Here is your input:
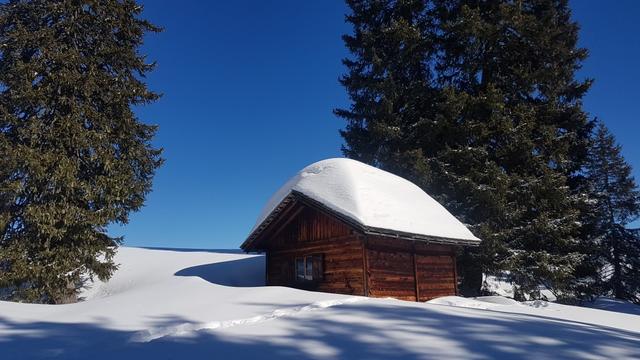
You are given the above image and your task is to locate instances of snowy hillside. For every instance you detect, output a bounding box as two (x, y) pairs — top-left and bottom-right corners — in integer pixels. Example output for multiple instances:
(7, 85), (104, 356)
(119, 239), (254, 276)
(1, 247), (639, 359)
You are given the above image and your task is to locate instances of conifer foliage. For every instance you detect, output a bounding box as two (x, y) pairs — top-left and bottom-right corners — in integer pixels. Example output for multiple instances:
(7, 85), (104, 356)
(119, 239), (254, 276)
(336, 0), (435, 184)
(0, 0), (162, 303)
(431, 0), (593, 300)
(337, 0), (593, 300)
(583, 123), (640, 303)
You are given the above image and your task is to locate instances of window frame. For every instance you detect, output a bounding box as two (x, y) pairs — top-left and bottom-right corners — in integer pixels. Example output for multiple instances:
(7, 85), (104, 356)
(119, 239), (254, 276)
(294, 254), (323, 282)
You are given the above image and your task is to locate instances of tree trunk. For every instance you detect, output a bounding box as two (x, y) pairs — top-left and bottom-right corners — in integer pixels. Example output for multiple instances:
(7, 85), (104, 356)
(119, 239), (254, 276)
(612, 246), (624, 299)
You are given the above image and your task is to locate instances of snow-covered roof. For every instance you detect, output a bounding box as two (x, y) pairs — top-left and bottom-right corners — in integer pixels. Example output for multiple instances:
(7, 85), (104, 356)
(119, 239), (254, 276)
(245, 158), (480, 247)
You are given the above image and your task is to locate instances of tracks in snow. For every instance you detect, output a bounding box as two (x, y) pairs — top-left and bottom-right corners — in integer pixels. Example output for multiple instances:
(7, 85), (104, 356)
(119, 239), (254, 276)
(131, 296), (365, 342)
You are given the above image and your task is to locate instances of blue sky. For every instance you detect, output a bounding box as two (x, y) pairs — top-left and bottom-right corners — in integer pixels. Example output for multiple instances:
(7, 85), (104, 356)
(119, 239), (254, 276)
(112, 1), (640, 249)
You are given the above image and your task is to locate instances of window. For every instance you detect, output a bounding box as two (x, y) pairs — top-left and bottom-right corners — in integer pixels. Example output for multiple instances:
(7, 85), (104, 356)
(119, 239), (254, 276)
(295, 255), (323, 282)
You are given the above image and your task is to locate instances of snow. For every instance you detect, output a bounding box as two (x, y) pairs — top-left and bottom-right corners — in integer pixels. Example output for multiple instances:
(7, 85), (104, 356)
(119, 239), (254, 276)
(587, 297), (640, 316)
(251, 158), (480, 242)
(428, 296), (640, 334)
(2, 247), (640, 359)
(483, 273), (558, 301)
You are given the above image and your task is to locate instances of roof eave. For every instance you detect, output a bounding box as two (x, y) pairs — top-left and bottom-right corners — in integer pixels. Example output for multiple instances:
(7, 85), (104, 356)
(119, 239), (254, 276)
(360, 226), (481, 247)
(240, 194), (298, 251)
(241, 190), (482, 251)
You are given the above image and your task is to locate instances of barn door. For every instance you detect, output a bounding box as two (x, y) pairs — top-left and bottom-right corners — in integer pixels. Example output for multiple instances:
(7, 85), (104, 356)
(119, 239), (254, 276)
(366, 247), (416, 301)
(415, 254), (456, 302)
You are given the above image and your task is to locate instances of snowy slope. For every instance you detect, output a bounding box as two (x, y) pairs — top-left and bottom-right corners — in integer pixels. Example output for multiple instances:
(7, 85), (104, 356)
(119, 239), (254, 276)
(1, 247), (639, 359)
(250, 158), (479, 242)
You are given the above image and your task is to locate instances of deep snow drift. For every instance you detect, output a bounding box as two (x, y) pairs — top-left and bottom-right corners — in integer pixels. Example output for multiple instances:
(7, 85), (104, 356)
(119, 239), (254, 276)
(249, 158), (480, 242)
(1, 247), (639, 359)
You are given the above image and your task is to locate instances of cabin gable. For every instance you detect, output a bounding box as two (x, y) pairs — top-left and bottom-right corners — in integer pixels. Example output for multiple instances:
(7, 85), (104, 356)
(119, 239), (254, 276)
(265, 202), (354, 249)
(260, 200), (366, 296)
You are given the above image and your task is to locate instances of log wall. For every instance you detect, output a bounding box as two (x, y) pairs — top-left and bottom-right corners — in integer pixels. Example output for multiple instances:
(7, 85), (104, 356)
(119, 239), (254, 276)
(261, 202), (459, 301)
(415, 254), (456, 301)
(365, 236), (417, 301)
(265, 205), (366, 295)
(365, 235), (457, 301)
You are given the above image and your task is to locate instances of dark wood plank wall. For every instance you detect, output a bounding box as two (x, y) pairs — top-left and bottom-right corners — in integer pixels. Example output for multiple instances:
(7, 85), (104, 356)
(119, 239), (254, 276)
(365, 236), (417, 301)
(416, 255), (456, 301)
(365, 235), (457, 301)
(260, 201), (459, 301)
(414, 241), (457, 301)
(265, 205), (366, 295)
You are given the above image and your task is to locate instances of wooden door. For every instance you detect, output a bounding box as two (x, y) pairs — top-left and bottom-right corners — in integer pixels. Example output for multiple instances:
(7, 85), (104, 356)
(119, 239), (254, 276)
(415, 254), (456, 302)
(366, 247), (417, 301)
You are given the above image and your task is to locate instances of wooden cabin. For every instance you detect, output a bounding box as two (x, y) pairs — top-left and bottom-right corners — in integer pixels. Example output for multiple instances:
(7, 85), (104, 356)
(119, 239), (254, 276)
(241, 158), (480, 302)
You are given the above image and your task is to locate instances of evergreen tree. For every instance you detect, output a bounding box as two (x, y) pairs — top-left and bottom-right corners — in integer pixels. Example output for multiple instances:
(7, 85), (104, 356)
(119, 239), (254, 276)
(0, 0), (162, 303)
(583, 123), (640, 303)
(337, 0), (593, 300)
(336, 0), (436, 185)
(432, 0), (593, 300)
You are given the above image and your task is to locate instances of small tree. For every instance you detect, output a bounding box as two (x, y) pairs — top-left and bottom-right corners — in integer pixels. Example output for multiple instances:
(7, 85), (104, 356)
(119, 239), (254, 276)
(584, 123), (640, 303)
(0, 0), (162, 303)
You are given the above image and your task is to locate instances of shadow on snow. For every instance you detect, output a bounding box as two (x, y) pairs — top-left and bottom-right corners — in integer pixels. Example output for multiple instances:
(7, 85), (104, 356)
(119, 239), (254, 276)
(174, 256), (265, 287)
(584, 297), (640, 316)
(4, 255), (639, 359)
(1, 301), (639, 359)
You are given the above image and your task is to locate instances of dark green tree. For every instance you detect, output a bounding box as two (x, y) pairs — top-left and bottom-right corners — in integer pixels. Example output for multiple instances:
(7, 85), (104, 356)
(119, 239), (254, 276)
(583, 123), (640, 303)
(432, 0), (593, 300)
(336, 0), (436, 185)
(337, 0), (593, 300)
(0, 0), (162, 303)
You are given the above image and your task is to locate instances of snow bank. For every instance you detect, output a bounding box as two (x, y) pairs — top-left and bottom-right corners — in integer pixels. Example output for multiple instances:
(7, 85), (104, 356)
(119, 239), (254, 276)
(587, 297), (640, 316)
(429, 295), (640, 334)
(1, 247), (639, 359)
(482, 273), (558, 301)
(132, 297), (364, 342)
(428, 295), (519, 309)
(251, 158), (479, 242)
